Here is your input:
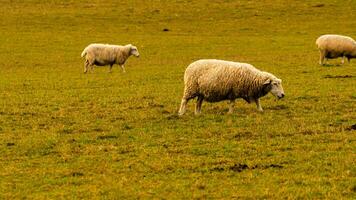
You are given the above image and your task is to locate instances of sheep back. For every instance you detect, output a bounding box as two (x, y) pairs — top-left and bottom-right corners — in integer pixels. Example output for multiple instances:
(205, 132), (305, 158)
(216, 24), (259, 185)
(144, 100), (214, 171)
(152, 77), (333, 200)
(184, 59), (274, 103)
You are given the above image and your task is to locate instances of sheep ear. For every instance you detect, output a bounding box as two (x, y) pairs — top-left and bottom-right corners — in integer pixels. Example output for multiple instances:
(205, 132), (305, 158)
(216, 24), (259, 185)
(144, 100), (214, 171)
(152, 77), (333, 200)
(263, 79), (272, 85)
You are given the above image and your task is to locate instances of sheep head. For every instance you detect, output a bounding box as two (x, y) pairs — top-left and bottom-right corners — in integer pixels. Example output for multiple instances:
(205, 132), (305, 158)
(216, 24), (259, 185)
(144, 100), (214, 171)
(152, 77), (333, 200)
(264, 78), (285, 99)
(128, 44), (140, 57)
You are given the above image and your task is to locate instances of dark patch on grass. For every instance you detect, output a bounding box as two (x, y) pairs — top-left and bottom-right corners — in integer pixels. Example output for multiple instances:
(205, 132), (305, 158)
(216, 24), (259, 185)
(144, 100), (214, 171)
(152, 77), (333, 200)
(38, 123), (46, 128)
(214, 117), (224, 122)
(269, 105), (289, 110)
(149, 103), (164, 108)
(129, 106), (143, 110)
(21, 112), (38, 116)
(93, 127), (104, 132)
(211, 163), (283, 173)
(280, 146), (293, 151)
(68, 139), (76, 143)
(58, 127), (74, 134)
(352, 185), (356, 192)
(163, 28), (170, 32)
(6, 142), (15, 147)
(71, 172), (84, 177)
(300, 129), (315, 135)
(232, 131), (253, 140)
(118, 149), (132, 154)
(312, 3), (325, 7)
(167, 114), (179, 120)
(255, 164), (284, 169)
(324, 75), (354, 79)
(41, 150), (58, 156)
(211, 166), (225, 172)
(161, 110), (170, 114)
(197, 185), (206, 190)
(152, 9), (160, 14)
(110, 116), (125, 122)
(122, 124), (133, 130)
(229, 163), (249, 172)
(346, 124), (356, 131)
(97, 135), (118, 140)
(167, 149), (184, 154)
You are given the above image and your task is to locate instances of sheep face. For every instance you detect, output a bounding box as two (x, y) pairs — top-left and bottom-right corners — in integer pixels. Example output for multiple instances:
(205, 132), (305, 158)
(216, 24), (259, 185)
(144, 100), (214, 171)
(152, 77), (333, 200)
(266, 78), (285, 99)
(130, 46), (140, 57)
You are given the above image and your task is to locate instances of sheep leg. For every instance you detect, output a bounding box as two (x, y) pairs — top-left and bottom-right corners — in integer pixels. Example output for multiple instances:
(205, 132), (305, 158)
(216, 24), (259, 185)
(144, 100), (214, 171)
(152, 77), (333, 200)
(319, 50), (325, 65)
(89, 63), (95, 73)
(228, 99), (235, 114)
(120, 65), (126, 73)
(84, 60), (89, 73)
(178, 99), (188, 116)
(341, 56), (345, 65)
(195, 96), (203, 115)
(347, 57), (351, 63)
(108, 64), (113, 73)
(179, 87), (197, 116)
(255, 98), (263, 112)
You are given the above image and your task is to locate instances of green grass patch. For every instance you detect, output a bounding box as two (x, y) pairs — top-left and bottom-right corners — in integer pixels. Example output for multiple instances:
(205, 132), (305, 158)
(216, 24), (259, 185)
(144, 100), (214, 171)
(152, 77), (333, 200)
(0, 0), (355, 199)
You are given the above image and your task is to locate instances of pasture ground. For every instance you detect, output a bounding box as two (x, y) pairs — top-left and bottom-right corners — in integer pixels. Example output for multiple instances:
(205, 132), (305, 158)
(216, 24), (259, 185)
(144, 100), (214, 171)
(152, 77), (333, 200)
(0, 0), (355, 199)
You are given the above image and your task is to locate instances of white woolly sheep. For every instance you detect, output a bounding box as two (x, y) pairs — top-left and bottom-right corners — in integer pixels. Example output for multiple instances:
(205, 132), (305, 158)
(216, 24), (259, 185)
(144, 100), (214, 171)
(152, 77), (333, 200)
(316, 34), (356, 65)
(81, 43), (140, 73)
(178, 59), (285, 115)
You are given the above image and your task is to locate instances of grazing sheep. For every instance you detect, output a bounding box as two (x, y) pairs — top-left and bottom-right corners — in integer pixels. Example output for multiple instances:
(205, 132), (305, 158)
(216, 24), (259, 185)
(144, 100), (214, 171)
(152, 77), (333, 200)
(178, 59), (285, 115)
(81, 44), (140, 73)
(316, 34), (356, 65)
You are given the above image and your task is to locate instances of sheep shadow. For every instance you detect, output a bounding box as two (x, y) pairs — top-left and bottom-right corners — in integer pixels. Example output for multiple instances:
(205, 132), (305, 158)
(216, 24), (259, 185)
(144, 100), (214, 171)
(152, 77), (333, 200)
(323, 75), (355, 79)
(321, 63), (343, 67)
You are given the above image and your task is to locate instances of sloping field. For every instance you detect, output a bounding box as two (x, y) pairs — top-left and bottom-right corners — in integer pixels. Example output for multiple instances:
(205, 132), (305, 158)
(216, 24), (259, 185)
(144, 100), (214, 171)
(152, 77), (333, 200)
(0, 0), (355, 198)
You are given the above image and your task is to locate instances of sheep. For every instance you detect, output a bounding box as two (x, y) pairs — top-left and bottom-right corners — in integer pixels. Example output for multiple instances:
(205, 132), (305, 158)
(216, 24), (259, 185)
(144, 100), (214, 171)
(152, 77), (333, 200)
(316, 34), (356, 65)
(178, 59), (285, 115)
(81, 43), (140, 73)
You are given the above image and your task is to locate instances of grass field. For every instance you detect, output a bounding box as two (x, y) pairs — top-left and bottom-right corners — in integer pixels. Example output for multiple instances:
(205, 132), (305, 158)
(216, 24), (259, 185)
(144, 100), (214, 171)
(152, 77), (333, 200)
(0, 0), (355, 199)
